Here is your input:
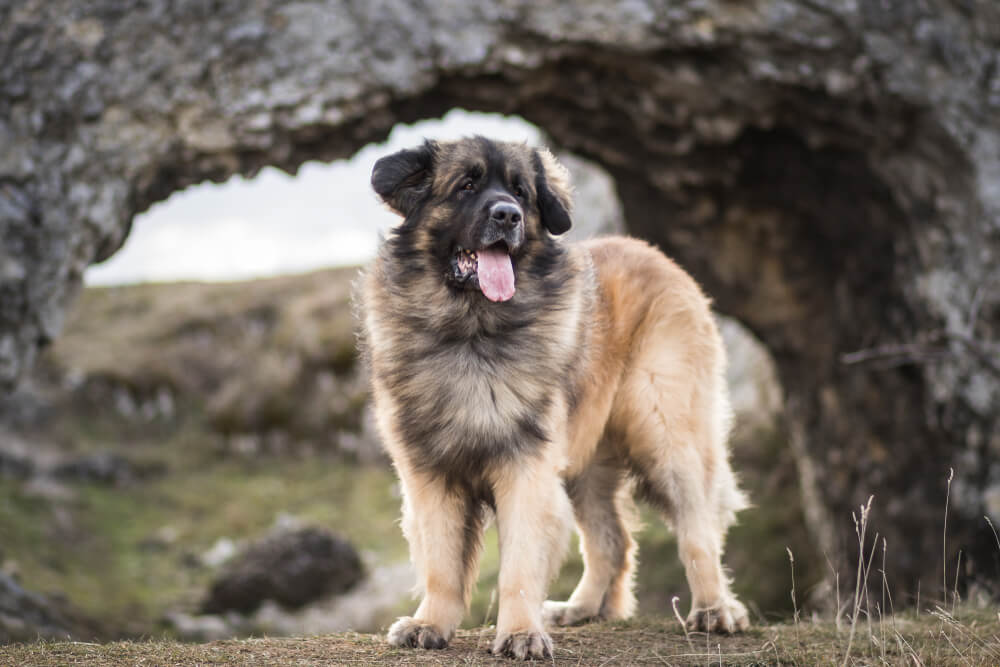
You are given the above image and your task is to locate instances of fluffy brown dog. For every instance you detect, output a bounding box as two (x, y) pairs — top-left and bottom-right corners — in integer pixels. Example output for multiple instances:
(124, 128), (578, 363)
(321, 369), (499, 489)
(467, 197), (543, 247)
(357, 137), (749, 660)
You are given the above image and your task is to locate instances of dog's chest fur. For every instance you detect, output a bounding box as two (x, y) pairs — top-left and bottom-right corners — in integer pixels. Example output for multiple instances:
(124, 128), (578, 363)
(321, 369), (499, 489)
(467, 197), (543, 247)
(365, 251), (592, 477)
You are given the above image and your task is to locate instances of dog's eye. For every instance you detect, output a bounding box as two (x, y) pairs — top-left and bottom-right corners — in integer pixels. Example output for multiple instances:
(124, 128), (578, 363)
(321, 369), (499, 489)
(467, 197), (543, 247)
(461, 181), (475, 192)
(514, 185), (526, 200)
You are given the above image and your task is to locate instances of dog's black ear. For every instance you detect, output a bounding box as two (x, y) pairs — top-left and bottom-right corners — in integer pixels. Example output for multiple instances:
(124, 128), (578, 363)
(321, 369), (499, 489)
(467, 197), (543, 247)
(371, 141), (436, 217)
(532, 148), (573, 235)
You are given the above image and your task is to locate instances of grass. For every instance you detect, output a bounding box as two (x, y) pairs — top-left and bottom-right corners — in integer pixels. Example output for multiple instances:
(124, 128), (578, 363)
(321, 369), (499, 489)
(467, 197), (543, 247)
(0, 407), (817, 641)
(3, 610), (999, 665)
(0, 426), (818, 641)
(0, 457), (405, 637)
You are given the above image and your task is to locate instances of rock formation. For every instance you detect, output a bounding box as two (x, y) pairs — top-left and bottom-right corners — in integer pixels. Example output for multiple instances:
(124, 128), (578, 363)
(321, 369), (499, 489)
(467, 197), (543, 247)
(3, 1), (998, 599)
(201, 526), (364, 615)
(0, 572), (93, 643)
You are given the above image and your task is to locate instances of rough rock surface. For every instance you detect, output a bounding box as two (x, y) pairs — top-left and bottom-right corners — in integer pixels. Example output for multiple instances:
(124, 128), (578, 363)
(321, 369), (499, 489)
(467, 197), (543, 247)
(2, 1), (999, 597)
(169, 561), (413, 640)
(0, 573), (74, 643)
(201, 527), (364, 615)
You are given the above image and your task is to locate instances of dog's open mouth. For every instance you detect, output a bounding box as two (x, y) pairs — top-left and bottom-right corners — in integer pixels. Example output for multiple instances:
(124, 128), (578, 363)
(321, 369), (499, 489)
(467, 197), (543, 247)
(451, 243), (515, 302)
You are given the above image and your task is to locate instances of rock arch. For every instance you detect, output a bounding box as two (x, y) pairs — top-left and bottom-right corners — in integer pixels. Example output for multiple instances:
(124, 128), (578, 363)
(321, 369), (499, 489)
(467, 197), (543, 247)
(2, 1), (998, 598)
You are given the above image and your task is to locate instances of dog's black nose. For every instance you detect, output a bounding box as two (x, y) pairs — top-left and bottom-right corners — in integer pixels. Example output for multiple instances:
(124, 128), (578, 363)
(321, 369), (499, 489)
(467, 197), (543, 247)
(490, 202), (522, 230)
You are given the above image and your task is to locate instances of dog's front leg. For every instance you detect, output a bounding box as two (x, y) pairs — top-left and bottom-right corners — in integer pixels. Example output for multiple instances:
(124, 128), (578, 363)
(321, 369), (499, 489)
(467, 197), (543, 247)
(491, 465), (573, 659)
(387, 467), (483, 650)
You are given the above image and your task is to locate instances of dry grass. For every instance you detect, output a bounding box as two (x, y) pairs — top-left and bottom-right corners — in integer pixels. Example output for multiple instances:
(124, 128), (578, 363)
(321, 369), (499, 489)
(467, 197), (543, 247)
(4, 611), (999, 666)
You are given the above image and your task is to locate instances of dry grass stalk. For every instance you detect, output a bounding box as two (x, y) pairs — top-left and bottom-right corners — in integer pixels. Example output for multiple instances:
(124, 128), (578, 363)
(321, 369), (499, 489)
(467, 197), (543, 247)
(671, 595), (694, 653)
(930, 606), (1000, 663)
(826, 551), (843, 632)
(842, 495), (874, 667)
(985, 515), (1000, 554)
(786, 547), (800, 644)
(943, 468), (954, 605)
(952, 549), (962, 613)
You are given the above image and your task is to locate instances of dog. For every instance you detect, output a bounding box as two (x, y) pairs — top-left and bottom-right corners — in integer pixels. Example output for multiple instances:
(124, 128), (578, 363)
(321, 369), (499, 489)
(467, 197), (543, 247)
(357, 136), (749, 660)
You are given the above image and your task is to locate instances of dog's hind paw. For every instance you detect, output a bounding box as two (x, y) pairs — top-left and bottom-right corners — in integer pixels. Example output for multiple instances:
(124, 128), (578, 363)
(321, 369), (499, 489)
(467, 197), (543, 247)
(491, 629), (553, 660)
(685, 598), (750, 634)
(387, 616), (449, 649)
(542, 600), (598, 627)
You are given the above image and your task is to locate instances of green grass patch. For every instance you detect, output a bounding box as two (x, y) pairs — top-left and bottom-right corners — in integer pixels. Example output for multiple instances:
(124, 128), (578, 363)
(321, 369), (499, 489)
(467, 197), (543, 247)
(0, 458), (404, 637)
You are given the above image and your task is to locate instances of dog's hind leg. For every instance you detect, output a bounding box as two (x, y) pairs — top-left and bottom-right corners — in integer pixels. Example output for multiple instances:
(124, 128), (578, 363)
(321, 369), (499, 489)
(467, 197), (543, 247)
(387, 466), (486, 650)
(652, 456), (749, 633)
(619, 361), (750, 634)
(543, 454), (638, 626)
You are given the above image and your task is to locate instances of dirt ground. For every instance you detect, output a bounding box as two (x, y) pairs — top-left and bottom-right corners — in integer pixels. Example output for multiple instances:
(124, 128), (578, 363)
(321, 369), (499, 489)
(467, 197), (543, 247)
(5, 611), (1000, 666)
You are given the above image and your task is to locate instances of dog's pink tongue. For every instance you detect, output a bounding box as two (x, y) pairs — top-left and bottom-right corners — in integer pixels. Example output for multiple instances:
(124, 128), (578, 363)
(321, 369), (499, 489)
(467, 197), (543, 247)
(477, 247), (515, 302)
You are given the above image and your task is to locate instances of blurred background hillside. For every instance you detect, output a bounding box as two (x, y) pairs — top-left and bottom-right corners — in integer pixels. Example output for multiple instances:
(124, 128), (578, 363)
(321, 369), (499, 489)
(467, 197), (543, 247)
(0, 112), (817, 642)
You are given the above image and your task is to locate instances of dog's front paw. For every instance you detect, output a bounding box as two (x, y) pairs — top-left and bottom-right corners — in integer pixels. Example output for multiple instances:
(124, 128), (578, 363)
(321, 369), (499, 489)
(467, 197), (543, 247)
(542, 599), (598, 627)
(387, 616), (449, 649)
(686, 598), (750, 634)
(491, 629), (553, 660)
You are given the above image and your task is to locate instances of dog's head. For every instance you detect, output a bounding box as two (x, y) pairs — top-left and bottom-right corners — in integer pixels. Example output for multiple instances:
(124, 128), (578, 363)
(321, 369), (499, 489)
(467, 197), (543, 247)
(371, 136), (573, 303)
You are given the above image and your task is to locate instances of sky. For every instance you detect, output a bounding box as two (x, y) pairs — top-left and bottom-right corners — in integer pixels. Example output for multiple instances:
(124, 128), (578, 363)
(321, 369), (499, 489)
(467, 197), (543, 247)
(85, 110), (542, 285)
